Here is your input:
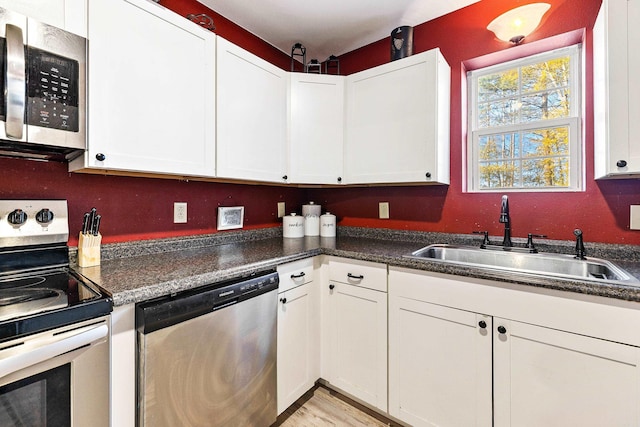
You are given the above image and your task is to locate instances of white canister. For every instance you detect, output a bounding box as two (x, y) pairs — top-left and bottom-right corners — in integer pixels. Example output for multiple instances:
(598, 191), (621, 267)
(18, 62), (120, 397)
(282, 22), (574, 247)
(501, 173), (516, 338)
(302, 202), (321, 217)
(304, 214), (320, 236)
(283, 213), (305, 238)
(320, 212), (336, 237)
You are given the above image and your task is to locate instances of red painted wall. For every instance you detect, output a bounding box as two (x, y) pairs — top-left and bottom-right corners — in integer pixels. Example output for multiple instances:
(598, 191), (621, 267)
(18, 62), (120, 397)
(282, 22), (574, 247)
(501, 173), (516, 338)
(0, 157), (306, 245)
(308, 0), (640, 245)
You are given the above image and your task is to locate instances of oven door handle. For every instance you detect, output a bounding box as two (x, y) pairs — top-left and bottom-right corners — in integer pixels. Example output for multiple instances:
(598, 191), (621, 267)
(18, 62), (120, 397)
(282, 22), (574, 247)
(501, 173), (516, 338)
(5, 23), (27, 140)
(0, 323), (108, 379)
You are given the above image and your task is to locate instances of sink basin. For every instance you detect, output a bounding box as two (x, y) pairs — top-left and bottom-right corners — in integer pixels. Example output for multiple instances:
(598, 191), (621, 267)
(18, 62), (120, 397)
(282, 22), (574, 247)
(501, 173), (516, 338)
(406, 244), (638, 283)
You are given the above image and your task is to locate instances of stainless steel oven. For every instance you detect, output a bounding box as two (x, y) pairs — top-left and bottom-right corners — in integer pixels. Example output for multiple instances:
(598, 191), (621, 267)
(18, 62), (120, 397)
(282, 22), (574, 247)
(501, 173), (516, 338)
(0, 7), (86, 160)
(0, 200), (112, 427)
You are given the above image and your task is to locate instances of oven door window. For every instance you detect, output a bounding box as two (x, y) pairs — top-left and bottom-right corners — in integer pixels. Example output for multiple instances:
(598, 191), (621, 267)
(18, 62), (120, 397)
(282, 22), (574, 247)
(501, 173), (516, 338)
(0, 364), (70, 426)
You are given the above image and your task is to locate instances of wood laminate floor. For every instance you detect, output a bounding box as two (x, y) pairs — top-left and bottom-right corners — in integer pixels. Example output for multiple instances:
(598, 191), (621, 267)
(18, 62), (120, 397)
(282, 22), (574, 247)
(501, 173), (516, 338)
(276, 387), (396, 427)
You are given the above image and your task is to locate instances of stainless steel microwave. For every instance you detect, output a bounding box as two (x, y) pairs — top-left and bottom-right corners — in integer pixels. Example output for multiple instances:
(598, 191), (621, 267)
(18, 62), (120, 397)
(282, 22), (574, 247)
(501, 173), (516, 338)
(0, 7), (86, 161)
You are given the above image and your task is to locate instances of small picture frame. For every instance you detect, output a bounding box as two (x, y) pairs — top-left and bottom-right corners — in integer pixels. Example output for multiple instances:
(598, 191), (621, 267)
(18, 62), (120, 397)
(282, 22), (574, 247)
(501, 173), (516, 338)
(217, 206), (244, 230)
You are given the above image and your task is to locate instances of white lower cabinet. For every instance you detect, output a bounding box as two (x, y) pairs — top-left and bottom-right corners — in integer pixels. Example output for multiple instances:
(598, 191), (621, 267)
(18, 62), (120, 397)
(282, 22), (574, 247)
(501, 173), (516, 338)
(388, 296), (492, 426)
(494, 318), (640, 426)
(322, 258), (388, 412)
(389, 267), (640, 427)
(276, 259), (319, 415)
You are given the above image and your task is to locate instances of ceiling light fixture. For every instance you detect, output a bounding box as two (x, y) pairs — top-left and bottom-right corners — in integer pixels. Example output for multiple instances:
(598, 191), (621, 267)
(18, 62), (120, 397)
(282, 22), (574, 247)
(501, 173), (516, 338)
(487, 3), (551, 45)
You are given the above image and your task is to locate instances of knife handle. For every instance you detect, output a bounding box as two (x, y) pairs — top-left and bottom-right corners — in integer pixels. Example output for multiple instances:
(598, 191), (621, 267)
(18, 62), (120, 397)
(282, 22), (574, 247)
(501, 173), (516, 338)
(92, 215), (101, 236)
(82, 212), (90, 234)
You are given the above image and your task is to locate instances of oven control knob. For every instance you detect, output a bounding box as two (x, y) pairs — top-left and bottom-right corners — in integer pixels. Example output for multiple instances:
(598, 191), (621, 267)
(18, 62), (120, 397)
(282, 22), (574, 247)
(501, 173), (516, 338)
(8, 209), (28, 225)
(36, 208), (54, 224)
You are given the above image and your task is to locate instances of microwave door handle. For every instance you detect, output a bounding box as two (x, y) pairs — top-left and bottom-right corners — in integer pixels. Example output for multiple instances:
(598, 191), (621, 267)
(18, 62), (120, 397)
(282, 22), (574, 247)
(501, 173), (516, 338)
(5, 23), (26, 139)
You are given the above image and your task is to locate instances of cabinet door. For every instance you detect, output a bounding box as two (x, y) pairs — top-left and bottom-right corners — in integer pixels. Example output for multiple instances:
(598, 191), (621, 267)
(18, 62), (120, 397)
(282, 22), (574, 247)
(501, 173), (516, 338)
(277, 282), (320, 414)
(0, 0), (86, 36)
(594, 0), (640, 177)
(78, 0), (215, 177)
(494, 319), (640, 426)
(324, 281), (387, 411)
(344, 48), (450, 184)
(389, 296), (492, 427)
(216, 37), (287, 183)
(289, 73), (344, 185)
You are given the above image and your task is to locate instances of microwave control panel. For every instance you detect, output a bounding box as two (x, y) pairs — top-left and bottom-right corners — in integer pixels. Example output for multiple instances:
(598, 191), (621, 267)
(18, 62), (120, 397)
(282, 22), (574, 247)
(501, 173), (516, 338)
(27, 47), (80, 132)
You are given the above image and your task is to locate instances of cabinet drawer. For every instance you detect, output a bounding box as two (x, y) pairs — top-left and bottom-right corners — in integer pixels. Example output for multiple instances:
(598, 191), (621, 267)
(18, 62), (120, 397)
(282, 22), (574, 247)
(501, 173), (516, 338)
(277, 258), (314, 293)
(329, 259), (387, 292)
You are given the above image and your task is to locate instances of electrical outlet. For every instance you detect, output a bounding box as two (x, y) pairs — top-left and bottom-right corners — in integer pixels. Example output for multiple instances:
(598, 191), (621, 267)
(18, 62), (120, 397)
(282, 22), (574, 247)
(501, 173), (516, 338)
(379, 202), (390, 219)
(277, 202), (286, 218)
(631, 205), (640, 230)
(174, 202), (187, 224)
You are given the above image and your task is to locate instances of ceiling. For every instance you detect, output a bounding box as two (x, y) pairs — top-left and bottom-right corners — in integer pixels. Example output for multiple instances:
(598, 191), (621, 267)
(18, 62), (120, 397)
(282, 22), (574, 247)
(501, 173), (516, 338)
(197, 0), (481, 61)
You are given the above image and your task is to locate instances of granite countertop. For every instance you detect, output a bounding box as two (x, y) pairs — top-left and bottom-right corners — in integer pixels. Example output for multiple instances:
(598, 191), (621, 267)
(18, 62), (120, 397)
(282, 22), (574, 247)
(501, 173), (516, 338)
(74, 227), (640, 306)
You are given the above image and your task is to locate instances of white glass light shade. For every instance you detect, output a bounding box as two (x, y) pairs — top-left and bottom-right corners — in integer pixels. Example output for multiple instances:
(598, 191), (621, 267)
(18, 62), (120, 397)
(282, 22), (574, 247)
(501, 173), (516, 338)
(487, 3), (551, 44)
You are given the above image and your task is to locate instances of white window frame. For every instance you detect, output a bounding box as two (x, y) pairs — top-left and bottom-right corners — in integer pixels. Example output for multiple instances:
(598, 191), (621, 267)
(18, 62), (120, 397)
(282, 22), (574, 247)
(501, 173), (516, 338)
(466, 45), (583, 193)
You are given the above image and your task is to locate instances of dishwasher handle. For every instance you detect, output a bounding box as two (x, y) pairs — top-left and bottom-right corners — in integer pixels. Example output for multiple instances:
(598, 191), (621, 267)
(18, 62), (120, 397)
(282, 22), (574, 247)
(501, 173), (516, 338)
(0, 322), (108, 379)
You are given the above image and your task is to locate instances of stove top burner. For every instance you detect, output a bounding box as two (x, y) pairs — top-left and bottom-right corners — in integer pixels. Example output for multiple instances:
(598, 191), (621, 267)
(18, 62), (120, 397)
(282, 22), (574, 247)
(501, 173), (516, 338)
(0, 269), (102, 322)
(0, 268), (112, 342)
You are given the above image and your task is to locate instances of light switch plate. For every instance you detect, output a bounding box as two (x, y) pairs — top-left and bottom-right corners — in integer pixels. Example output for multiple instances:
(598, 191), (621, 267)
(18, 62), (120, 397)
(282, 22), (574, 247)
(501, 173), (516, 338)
(277, 202), (286, 218)
(631, 205), (640, 230)
(379, 202), (390, 219)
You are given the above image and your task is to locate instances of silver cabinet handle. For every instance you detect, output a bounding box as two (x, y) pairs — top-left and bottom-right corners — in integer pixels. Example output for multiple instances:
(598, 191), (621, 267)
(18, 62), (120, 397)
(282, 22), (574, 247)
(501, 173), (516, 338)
(5, 24), (26, 139)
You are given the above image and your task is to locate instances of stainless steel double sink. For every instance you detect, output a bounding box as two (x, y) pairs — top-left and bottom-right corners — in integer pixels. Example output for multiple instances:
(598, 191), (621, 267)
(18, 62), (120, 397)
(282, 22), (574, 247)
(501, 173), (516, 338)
(406, 244), (638, 283)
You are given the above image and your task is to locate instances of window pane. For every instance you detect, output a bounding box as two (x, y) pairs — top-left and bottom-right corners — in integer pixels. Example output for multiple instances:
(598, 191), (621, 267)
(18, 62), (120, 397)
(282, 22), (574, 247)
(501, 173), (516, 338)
(522, 157), (569, 187)
(479, 133), (520, 160)
(478, 99), (519, 128)
(522, 127), (569, 157)
(479, 160), (521, 189)
(521, 57), (570, 93)
(520, 89), (570, 121)
(476, 55), (571, 128)
(478, 69), (518, 102)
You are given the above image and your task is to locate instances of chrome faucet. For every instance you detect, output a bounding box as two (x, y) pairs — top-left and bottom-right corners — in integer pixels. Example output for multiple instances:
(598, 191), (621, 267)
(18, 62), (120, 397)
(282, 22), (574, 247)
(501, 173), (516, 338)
(499, 195), (512, 247)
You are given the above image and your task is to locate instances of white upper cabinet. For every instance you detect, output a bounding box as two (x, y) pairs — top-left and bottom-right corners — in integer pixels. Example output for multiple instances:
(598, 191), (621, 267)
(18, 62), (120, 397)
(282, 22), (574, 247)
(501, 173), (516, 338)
(345, 48), (450, 185)
(594, 0), (640, 178)
(288, 73), (345, 185)
(69, 0), (216, 177)
(216, 37), (288, 183)
(0, 0), (87, 36)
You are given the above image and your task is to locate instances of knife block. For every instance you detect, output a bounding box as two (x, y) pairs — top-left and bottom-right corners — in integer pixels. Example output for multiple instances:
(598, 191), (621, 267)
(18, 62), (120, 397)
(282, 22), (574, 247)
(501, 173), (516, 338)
(78, 232), (102, 267)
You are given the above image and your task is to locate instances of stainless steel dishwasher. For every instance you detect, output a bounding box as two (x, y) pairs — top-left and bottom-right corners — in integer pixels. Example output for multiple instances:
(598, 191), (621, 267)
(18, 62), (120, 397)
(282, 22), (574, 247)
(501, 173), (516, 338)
(136, 270), (279, 427)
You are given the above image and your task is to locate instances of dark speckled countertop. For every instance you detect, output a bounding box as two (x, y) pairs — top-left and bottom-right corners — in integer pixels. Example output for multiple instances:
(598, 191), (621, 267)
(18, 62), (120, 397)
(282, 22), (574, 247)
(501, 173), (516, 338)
(73, 227), (640, 306)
